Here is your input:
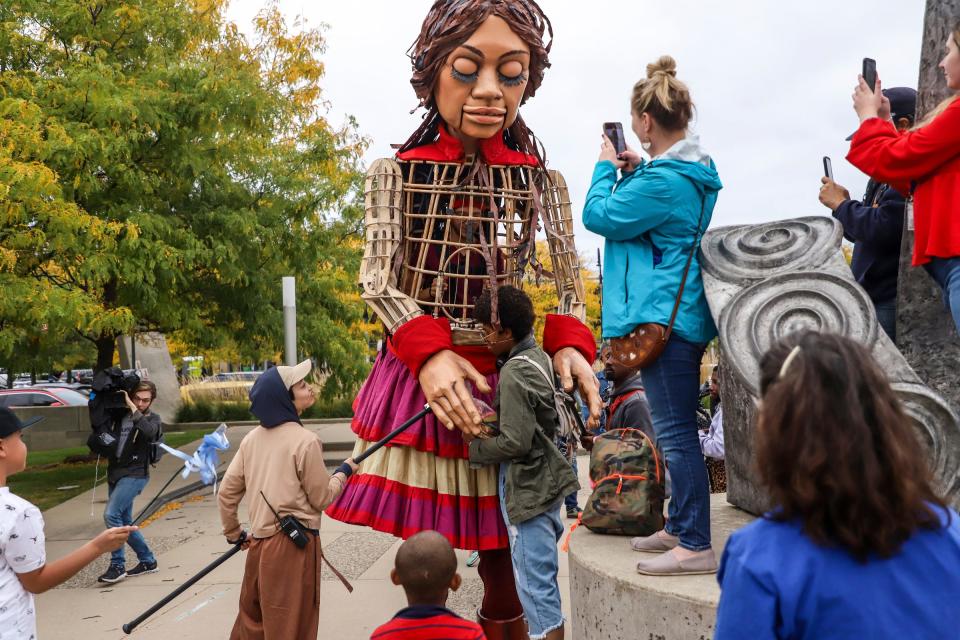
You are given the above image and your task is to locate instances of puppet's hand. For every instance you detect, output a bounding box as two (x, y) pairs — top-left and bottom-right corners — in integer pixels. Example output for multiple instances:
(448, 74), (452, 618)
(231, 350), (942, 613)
(419, 350), (492, 436)
(553, 347), (602, 430)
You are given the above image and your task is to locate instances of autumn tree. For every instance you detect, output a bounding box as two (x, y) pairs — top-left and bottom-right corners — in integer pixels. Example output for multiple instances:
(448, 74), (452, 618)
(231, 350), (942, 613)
(523, 241), (602, 346)
(0, 1), (370, 395)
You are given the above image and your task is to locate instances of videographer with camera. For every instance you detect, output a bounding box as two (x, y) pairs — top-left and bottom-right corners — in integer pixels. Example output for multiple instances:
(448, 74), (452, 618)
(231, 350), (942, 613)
(97, 380), (161, 584)
(217, 360), (357, 640)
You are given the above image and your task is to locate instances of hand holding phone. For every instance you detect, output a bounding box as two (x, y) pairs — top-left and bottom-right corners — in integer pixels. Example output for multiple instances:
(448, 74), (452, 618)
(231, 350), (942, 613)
(602, 122), (626, 155)
(823, 156), (833, 180)
(862, 58), (877, 93)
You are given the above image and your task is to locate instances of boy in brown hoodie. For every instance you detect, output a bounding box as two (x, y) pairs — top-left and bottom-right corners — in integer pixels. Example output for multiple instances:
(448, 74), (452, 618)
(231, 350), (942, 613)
(218, 360), (357, 639)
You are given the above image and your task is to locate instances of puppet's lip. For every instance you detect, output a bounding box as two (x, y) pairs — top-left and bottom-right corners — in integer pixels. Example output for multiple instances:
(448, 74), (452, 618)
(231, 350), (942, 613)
(463, 106), (507, 117)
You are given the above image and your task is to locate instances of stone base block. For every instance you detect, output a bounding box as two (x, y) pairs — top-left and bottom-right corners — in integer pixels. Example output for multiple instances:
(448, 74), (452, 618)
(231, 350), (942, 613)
(569, 494), (753, 640)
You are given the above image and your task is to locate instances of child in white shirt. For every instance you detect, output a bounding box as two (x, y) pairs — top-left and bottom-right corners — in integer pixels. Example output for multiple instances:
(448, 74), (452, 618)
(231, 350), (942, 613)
(0, 408), (133, 639)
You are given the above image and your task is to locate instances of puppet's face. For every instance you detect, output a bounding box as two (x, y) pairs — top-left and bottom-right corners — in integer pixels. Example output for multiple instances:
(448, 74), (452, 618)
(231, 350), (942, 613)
(434, 15), (530, 144)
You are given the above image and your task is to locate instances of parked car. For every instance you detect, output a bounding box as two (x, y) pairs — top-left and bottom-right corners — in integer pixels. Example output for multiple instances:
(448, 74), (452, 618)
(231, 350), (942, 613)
(12, 375), (34, 389)
(32, 382), (93, 397)
(0, 387), (90, 408)
(67, 369), (94, 384)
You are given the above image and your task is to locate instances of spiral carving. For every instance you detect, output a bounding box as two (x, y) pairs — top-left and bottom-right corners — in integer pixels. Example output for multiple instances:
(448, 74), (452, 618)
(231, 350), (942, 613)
(700, 217), (843, 286)
(892, 382), (960, 503)
(720, 271), (878, 392)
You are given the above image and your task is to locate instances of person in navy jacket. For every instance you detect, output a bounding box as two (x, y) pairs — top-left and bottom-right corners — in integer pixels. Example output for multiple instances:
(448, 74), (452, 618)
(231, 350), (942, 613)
(819, 87), (916, 341)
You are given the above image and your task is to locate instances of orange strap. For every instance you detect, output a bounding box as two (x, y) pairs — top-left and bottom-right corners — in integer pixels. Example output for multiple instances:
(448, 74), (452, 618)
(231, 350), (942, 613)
(605, 389), (644, 424)
(590, 472), (649, 494)
(561, 512), (582, 553)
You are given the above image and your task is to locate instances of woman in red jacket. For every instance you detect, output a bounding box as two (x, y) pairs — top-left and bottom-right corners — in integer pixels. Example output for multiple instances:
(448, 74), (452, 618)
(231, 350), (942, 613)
(847, 26), (960, 334)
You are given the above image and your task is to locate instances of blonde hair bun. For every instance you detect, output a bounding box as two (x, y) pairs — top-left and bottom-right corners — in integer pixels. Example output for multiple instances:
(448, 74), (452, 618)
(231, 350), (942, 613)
(631, 55), (692, 132)
(646, 55), (678, 79)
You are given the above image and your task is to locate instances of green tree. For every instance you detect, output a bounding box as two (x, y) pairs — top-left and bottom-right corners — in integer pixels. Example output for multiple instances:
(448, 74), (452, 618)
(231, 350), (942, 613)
(0, 1), (370, 395)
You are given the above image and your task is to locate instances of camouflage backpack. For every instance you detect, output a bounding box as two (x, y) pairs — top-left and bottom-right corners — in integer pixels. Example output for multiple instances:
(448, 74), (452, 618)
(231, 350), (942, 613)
(581, 428), (665, 536)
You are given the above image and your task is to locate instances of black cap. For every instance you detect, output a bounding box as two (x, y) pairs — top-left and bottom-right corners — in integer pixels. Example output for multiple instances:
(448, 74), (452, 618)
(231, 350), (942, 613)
(847, 87), (917, 141)
(0, 407), (43, 438)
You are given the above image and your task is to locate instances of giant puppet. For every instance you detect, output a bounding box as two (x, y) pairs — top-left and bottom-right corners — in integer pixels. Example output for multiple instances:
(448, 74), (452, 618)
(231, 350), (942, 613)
(326, 1), (599, 635)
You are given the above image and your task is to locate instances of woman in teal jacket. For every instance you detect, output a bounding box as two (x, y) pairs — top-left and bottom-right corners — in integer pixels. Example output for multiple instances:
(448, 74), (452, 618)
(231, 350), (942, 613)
(583, 55), (722, 576)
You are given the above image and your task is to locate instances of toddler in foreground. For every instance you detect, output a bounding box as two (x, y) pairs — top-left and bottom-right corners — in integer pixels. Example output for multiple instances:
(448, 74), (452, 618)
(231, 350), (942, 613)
(371, 530), (486, 639)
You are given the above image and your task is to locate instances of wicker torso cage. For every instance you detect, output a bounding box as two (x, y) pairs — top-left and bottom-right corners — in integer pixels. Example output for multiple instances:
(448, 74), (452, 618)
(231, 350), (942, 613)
(359, 157), (586, 343)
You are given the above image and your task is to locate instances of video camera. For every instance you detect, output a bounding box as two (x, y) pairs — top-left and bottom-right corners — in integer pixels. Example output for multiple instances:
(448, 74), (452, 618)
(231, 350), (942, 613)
(91, 367), (141, 415)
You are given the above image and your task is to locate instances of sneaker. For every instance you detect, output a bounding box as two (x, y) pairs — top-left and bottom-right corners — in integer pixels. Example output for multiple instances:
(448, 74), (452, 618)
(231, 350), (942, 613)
(127, 561), (158, 577)
(566, 506), (583, 519)
(466, 551), (480, 568)
(97, 565), (127, 584)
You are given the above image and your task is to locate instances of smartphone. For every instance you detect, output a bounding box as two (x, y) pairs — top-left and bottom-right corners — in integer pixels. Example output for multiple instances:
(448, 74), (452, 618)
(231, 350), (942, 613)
(862, 58), (877, 93)
(823, 156), (833, 180)
(603, 122), (626, 155)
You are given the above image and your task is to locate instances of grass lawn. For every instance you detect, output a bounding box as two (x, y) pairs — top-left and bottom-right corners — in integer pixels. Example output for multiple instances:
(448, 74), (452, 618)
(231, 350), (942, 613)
(7, 429), (211, 511)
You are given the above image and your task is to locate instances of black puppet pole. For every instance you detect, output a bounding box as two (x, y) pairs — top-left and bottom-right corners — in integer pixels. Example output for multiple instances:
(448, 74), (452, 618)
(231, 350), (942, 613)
(351, 404), (431, 465)
(123, 534), (246, 634)
(121, 404), (433, 634)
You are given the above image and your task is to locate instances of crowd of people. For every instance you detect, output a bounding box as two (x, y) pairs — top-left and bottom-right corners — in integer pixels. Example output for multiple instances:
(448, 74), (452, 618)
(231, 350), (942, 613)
(2, 3), (960, 640)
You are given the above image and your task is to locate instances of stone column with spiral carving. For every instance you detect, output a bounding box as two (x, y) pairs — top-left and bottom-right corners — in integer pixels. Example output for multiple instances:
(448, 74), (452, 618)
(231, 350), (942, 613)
(700, 216), (960, 514)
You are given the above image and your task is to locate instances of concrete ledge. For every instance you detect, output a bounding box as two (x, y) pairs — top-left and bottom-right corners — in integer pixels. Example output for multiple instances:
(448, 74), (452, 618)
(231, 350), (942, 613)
(569, 494), (753, 640)
(15, 406), (90, 451)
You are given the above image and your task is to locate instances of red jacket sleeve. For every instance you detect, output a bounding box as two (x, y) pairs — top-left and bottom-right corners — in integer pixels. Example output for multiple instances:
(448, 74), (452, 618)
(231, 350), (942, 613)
(391, 315), (454, 377)
(542, 314), (596, 365)
(847, 100), (960, 188)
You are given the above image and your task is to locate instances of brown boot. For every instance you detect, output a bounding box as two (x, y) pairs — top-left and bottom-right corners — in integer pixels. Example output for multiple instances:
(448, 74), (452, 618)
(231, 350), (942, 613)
(477, 608), (529, 640)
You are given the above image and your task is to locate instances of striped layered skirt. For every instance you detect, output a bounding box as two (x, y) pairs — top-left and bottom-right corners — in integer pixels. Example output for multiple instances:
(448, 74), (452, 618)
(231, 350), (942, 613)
(325, 350), (508, 550)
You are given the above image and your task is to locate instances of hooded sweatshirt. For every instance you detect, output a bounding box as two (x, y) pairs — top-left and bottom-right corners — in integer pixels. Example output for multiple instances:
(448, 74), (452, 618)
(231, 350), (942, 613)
(605, 372), (655, 443)
(583, 136), (723, 343)
(248, 367), (301, 428)
(217, 367), (346, 539)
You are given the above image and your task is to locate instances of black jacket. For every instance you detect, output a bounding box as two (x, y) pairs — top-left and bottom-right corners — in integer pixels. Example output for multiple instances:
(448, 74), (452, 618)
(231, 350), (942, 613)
(606, 373), (655, 443)
(832, 180), (906, 305)
(107, 410), (161, 484)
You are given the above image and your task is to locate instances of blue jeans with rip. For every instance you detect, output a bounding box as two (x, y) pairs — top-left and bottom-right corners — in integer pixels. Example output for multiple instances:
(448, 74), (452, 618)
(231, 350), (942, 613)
(104, 476), (156, 567)
(924, 256), (960, 336)
(499, 463), (565, 639)
(641, 335), (711, 551)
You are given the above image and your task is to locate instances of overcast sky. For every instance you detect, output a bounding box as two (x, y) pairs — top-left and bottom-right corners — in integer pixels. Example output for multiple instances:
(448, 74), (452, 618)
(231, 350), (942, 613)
(226, 0), (926, 260)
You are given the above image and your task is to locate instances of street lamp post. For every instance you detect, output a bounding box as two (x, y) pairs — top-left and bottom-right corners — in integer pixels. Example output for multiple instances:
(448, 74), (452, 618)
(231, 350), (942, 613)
(282, 277), (297, 366)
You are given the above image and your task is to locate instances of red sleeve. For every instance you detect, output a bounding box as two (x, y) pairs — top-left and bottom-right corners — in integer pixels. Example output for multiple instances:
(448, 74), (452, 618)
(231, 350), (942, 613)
(541, 314), (596, 365)
(391, 315), (454, 377)
(847, 101), (960, 188)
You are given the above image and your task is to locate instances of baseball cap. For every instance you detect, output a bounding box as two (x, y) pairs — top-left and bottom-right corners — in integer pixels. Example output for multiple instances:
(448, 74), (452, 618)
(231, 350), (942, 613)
(275, 359), (312, 390)
(0, 407), (43, 438)
(847, 87), (917, 140)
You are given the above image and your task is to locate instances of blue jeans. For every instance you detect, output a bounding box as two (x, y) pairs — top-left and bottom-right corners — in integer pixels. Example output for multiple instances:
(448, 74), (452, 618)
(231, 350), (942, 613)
(104, 476), (156, 567)
(499, 464), (564, 639)
(924, 257), (960, 335)
(874, 299), (896, 342)
(641, 335), (711, 551)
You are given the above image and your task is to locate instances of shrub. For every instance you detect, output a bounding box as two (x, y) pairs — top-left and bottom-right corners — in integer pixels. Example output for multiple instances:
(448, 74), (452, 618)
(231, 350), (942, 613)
(174, 398), (354, 423)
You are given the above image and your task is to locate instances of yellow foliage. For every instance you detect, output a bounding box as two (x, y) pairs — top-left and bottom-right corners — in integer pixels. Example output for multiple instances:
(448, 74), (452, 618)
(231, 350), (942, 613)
(523, 241), (602, 345)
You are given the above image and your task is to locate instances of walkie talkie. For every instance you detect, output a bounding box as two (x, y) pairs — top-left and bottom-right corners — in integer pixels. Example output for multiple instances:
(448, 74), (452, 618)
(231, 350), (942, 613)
(260, 491), (310, 549)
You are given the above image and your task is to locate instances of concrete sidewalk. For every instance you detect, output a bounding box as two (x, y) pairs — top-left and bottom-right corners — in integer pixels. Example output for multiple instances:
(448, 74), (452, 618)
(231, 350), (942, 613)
(35, 425), (589, 639)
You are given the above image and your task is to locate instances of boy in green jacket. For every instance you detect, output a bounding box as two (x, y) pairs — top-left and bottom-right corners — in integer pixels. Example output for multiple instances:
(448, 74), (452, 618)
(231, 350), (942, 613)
(467, 285), (579, 640)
